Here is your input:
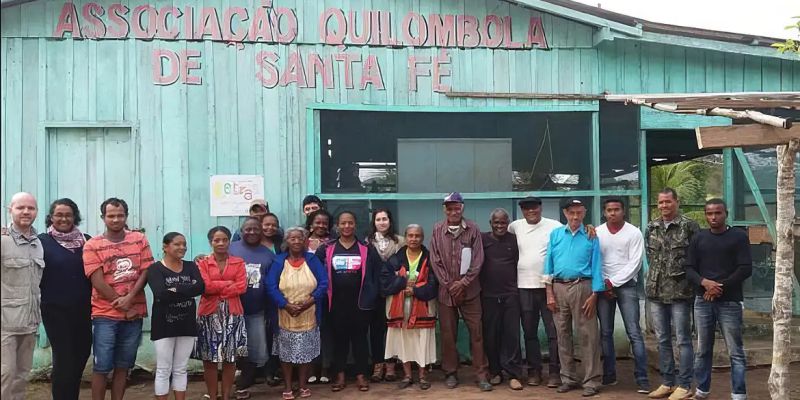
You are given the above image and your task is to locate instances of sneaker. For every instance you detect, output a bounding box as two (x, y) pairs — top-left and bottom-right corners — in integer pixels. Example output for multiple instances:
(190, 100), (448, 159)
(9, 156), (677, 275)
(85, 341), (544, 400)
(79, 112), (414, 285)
(637, 383), (652, 394)
(489, 374), (502, 385)
(582, 387), (601, 397)
(509, 378), (523, 390)
(547, 375), (562, 388)
(528, 371), (542, 386)
(603, 379), (618, 386)
(694, 389), (710, 399)
(648, 385), (675, 399)
(667, 387), (692, 400)
(445, 374), (459, 389)
(557, 383), (580, 393)
(478, 380), (493, 392)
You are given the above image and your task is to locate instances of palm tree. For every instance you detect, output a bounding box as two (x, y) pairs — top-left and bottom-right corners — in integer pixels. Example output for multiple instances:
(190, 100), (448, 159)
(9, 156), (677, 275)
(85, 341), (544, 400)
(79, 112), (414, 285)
(649, 159), (721, 226)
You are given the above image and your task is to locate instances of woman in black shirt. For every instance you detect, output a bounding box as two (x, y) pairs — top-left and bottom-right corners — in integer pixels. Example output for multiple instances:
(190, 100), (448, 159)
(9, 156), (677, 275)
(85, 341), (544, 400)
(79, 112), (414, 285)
(314, 211), (382, 392)
(146, 232), (205, 400)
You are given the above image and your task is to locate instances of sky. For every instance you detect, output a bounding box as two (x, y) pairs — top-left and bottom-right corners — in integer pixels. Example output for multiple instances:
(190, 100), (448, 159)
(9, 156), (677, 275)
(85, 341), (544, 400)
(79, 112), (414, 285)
(573, 0), (799, 39)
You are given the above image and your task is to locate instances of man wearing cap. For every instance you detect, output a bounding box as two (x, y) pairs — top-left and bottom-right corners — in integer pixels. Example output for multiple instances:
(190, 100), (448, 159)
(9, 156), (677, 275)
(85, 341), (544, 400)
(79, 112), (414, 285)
(232, 199), (270, 242)
(507, 196), (563, 388)
(543, 198), (603, 397)
(429, 192), (492, 391)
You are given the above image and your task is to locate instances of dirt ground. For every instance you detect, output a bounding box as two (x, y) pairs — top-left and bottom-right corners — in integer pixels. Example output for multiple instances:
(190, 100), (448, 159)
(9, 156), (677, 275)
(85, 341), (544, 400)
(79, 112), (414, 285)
(26, 360), (799, 400)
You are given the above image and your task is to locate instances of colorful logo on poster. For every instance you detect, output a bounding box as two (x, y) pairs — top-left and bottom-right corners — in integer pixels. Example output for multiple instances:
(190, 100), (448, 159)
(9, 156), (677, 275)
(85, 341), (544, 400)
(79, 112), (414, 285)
(209, 175), (265, 216)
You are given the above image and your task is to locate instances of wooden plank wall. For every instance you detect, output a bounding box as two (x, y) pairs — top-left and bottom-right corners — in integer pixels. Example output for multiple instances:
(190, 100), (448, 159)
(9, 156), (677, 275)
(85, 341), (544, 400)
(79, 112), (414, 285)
(1, 0), (798, 258)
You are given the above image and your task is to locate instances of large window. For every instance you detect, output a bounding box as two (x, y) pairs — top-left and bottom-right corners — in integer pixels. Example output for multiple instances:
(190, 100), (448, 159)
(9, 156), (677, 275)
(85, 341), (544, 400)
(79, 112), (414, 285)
(600, 102), (639, 190)
(319, 111), (593, 193)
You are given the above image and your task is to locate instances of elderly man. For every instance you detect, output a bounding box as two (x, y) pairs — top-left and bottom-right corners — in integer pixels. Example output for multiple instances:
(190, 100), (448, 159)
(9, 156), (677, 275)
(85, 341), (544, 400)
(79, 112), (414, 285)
(543, 198), (603, 397)
(479, 208), (524, 390)
(507, 196), (563, 388)
(429, 192), (492, 391)
(686, 199), (752, 400)
(1, 192), (44, 400)
(645, 188), (699, 400)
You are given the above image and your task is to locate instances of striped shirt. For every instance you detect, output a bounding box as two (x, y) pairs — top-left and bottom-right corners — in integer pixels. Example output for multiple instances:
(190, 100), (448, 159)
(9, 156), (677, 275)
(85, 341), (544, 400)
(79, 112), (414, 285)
(83, 231), (154, 320)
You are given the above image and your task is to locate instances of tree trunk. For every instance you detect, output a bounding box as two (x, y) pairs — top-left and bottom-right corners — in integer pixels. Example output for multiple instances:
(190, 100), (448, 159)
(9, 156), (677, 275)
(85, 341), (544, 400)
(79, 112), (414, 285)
(768, 138), (799, 399)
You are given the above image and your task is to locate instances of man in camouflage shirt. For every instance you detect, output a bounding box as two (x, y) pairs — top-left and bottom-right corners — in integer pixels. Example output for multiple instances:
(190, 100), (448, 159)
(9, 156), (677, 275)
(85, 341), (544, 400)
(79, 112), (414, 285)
(644, 188), (699, 400)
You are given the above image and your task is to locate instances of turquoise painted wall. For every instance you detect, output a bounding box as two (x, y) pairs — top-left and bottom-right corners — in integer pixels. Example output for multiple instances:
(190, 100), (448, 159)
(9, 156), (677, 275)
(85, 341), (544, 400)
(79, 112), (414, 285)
(2, 0), (798, 373)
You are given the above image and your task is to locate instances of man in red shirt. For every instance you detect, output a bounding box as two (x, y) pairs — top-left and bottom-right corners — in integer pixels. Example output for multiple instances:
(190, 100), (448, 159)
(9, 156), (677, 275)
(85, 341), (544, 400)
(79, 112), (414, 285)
(83, 198), (153, 400)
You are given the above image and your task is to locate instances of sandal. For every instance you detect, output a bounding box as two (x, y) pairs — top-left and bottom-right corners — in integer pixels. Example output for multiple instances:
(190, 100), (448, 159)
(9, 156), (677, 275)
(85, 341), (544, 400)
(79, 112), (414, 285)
(384, 362), (397, 382)
(281, 391), (295, 400)
(299, 388), (312, 398)
(419, 378), (431, 390)
(370, 363), (385, 382)
(357, 376), (370, 392)
(235, 390), (251, 400)
(397, 376), (413, 389)
(330, 381), (345, 392)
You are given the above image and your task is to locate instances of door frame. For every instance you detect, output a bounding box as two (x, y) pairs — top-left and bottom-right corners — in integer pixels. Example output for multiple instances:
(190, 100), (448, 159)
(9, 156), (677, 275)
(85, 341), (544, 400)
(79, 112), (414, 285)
(38, 121), (140, 233)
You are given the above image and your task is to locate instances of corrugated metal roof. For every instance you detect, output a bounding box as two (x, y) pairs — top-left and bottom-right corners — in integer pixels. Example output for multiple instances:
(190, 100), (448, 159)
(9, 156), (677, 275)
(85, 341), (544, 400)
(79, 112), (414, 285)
(1, 0), (790, 48)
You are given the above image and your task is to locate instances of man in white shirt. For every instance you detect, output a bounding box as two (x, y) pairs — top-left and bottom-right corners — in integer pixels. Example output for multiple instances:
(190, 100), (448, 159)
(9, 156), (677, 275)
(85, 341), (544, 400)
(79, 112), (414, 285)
(508, 197), (562, 388)
(596, 198), (650, 394)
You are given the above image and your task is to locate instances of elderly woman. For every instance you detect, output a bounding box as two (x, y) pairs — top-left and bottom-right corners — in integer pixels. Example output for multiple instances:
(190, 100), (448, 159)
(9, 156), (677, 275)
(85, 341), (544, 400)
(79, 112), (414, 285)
(194, 226), (248, 400)
(266, 227), (329, 399)
(39, 198), (92, 400)
(380, 224), (439, 390)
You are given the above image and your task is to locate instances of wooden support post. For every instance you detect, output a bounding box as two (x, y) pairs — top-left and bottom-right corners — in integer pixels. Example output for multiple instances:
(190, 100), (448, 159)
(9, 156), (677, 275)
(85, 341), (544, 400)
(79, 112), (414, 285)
(768, 138), (800, 400)
(696, 125), (800, 149)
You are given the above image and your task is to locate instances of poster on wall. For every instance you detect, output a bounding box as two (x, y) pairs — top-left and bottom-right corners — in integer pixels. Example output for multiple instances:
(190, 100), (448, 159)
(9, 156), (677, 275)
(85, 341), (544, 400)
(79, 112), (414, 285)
(210, 175), (265, 216)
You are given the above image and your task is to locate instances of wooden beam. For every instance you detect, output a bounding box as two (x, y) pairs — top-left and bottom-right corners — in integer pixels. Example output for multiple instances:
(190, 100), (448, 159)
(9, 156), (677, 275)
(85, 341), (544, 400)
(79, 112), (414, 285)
(445, 91), (603, 100)
(696, 124), (800, 149)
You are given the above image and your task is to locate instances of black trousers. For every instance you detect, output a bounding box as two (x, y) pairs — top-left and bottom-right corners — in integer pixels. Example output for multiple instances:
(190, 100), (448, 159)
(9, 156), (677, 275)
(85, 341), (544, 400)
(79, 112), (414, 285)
(330, 307), (370, 376)
(482, 295), (524, 379)
(519, 288), (560, 377)
(368, 307), (387, 364)
(41, 302), (92, 400)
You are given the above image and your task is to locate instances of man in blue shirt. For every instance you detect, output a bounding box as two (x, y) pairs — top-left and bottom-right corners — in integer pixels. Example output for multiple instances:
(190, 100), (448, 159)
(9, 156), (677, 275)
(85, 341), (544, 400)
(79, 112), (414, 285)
(543, 198), (603, 397)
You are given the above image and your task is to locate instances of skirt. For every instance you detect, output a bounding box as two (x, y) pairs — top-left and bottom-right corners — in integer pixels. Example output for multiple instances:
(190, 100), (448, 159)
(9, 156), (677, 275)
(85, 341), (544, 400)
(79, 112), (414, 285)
(193, 301), (248, 363)
(272, 326), (320, 364)
(384, 326), (437, 366)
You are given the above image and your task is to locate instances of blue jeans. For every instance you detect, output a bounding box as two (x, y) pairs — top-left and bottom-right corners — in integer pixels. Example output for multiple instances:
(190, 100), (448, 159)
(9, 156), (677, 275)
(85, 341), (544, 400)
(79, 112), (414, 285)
(649, 300), (693, 389)
(244, 312), (268, 367)
(693, 297), (747, 399)
(597, 280), (649, 386)
(91, 318), (143, 374)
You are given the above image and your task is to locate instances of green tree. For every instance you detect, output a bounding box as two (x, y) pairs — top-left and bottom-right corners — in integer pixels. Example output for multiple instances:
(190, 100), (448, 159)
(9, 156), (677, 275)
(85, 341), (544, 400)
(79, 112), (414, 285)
(772, 16), (800, 55)
(649, 159), (721, 227)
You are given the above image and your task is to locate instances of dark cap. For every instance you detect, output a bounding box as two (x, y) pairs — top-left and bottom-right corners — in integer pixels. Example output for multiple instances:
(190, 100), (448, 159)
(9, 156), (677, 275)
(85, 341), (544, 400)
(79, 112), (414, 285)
(442, 192), (464, 204)
(561, 197), (585, 210)
(518, 196), (542, 207)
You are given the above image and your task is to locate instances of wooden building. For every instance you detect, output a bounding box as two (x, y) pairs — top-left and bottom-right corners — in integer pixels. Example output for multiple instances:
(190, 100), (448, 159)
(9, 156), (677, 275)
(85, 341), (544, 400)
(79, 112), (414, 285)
(1, 0), (797, 371)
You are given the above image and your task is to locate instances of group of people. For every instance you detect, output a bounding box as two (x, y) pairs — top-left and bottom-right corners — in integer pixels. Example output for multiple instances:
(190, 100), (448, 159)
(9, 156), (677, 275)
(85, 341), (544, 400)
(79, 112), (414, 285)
(0, 187), (752, 400)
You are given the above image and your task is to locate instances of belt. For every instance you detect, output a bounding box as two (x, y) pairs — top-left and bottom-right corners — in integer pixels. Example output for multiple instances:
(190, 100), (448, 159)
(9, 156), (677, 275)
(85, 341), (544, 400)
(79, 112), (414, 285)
(553, 277), (590, 284)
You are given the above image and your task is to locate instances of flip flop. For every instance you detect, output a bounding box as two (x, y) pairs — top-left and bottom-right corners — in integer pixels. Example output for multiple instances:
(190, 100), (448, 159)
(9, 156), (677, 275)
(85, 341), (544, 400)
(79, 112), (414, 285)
(281, 391), (295, 400)
(299, 388), (312, 398)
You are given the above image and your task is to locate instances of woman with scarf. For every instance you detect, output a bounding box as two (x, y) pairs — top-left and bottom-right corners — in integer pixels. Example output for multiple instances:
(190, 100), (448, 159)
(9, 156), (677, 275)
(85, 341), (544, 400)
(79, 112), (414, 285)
(314, 211), (382, 392)
(380, 224), (438, 390)
(366, 209), (405, 382)
(39, 198), (92, 400)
